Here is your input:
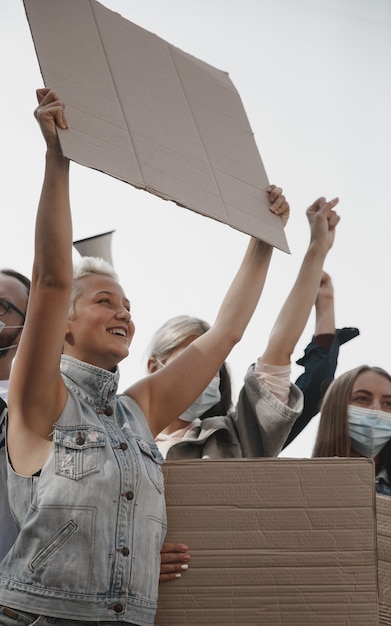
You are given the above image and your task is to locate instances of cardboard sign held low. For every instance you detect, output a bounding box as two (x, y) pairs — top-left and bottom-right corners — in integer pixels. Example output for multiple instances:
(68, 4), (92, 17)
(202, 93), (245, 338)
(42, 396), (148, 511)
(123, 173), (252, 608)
(157, 458), (378, 625)
(23, 0), (289, 252)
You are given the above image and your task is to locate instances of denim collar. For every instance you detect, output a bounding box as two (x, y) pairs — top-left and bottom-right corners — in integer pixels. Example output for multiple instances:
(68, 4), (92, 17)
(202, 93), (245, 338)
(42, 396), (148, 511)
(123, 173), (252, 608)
(60, 354), (119, 405)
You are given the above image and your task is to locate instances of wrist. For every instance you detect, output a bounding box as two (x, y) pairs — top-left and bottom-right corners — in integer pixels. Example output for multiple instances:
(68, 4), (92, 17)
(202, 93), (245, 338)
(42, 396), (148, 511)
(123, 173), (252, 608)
(315, 294), (334, 310)
(45, 147), (69, 168)
(307, 240), (330, 258)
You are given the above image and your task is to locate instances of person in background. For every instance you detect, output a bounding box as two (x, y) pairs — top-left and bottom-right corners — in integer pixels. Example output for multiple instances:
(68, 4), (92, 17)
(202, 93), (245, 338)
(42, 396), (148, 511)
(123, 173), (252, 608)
(284, 271), (359, 448)
(0, 269), (30, 562)
(151, 201), (342, 581)
(150, 206), (340, 462)
(0, 87), (289, 625)
(312, 365), (391, 495)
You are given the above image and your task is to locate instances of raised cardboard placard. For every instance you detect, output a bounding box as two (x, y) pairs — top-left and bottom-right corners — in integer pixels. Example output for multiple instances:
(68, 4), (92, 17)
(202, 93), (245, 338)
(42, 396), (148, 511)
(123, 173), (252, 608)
(157, 458), (378, 625)
(23, 0), (289, 252)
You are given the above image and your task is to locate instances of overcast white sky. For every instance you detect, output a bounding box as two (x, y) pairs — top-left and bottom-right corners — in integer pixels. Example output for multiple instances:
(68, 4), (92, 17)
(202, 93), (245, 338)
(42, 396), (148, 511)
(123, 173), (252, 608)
(1, 0), (390, 457)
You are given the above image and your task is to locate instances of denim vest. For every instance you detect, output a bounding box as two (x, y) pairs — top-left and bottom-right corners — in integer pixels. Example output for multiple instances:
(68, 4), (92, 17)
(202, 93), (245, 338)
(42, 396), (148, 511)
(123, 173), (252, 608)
(0, 356), (166, 625)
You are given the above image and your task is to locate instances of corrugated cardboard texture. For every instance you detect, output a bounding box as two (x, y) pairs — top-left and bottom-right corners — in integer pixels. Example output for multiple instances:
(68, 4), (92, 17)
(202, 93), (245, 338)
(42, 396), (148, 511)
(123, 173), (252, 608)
(157, 458), (378, 625)
(23, 0), (289, 252)
(376, 495), (391, 625)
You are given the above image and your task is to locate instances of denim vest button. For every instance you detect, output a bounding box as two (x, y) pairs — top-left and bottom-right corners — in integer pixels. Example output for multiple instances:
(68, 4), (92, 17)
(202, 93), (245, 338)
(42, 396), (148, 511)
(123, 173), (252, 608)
(119, 442), (128, 450)
(104, 404), (113, 416)
(76, 432), (85, 445)
(113, 604), (124, 613)
(118, 547), (130, 556)
(121, 491), (134, 500)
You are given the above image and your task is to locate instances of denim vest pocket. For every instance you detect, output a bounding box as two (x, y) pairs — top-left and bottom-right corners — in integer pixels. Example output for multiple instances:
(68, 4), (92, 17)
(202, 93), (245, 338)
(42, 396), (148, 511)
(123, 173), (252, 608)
(29, 520), (77, 572)
(54, 426), (106, 480)
(136, 438), (165, 493)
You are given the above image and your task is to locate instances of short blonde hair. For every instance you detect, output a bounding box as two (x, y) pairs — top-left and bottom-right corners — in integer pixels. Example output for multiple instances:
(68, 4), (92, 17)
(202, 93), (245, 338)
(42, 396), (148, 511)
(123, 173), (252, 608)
(69, 256), (119, 316)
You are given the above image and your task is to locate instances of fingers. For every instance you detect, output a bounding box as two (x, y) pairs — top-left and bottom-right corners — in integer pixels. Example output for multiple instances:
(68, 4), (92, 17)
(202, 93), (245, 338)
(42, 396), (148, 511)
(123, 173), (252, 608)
(159, 560), (191, 583)
(267, 184), (290, 227)
(267, 185), (288, 213)
(307, 196), (339, 217)
(159, 542), (191, 582)
(34, 88), (68, 131)
(160, 542), (190, 563)
(307, 196), (340, 230)
(36, 87), (52, 104)
(328, 209), (340, 229)
(160, 559), (189, 574)
(159, 567), (188, 583)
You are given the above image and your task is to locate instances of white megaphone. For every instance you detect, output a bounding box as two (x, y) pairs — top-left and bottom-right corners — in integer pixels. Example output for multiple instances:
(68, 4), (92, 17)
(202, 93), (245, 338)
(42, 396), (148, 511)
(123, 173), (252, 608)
(73, 231), (115, 267)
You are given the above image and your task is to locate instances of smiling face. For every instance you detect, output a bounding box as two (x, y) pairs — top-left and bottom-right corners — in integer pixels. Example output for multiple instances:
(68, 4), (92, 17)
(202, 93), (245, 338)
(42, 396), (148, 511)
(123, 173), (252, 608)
(64, 274), (135, 370)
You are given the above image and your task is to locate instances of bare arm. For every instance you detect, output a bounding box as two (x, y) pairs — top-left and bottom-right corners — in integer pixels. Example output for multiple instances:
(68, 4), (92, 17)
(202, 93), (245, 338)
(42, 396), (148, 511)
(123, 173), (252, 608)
(8, 89), (71, 474)
(314, 271), (336, 336)
(259, 197), (340, 366)
(126, 186), (290, 437)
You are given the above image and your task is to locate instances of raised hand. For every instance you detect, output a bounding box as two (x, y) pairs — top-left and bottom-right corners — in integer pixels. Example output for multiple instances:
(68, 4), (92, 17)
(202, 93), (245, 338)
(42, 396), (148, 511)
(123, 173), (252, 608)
(267, 184), (290, 227)
(306, 197), (340, 252)
(34, 88), (68, 150)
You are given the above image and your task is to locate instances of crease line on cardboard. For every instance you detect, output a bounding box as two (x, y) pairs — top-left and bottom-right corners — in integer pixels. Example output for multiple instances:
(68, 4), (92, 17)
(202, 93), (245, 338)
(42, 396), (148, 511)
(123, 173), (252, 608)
(88, 0), (146, 187)
(167, 45), (229, 222)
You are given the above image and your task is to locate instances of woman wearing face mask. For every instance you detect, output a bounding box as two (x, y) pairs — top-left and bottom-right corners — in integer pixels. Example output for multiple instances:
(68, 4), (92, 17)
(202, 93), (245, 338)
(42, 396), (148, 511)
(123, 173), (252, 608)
(150, 275), (358, 464)
(155, 199), (342, 581)
(312, 366), (391, 495)
(148, 199), (341, 463)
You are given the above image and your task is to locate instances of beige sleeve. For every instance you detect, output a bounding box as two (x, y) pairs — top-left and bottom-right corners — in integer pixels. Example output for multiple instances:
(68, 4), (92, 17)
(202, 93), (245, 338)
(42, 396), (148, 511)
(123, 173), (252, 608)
(254, 360), (291, 404)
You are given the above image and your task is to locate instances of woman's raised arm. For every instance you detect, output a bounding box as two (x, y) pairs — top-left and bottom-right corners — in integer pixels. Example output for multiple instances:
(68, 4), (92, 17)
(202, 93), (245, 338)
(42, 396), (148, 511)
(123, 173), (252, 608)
(8, 89), (71, 474)
(127, 186), (290, 437)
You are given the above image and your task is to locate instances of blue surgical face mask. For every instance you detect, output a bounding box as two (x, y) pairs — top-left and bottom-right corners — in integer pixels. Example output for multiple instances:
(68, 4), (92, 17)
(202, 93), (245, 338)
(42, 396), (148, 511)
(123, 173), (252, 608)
(348, 404), (391, 458)
(178, 376), (221, 422)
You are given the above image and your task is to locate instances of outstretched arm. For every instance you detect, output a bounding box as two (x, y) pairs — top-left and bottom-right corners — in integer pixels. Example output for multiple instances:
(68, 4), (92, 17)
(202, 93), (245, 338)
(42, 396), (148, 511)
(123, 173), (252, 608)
(126, 186), (290, 437)
(259, 197), (340, 367)
(283, 275), (359, 448)
(8, 89), (70, 475)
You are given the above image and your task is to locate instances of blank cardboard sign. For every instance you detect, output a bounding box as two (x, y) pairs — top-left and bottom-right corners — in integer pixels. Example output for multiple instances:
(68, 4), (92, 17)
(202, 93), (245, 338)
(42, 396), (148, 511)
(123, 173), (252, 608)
(23, 0), (289, 252)
(157, 458), (378, 625)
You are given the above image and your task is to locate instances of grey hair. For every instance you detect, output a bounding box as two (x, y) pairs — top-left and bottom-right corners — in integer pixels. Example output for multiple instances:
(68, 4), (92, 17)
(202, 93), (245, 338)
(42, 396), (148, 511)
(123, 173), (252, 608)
(147, 315), (210, 363)
(69, 256), (119, 316)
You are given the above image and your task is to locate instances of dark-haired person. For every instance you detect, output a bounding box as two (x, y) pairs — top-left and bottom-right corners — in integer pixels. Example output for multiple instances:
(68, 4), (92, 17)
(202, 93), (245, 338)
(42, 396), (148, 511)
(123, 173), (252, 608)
(0, 269), (30, 561)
